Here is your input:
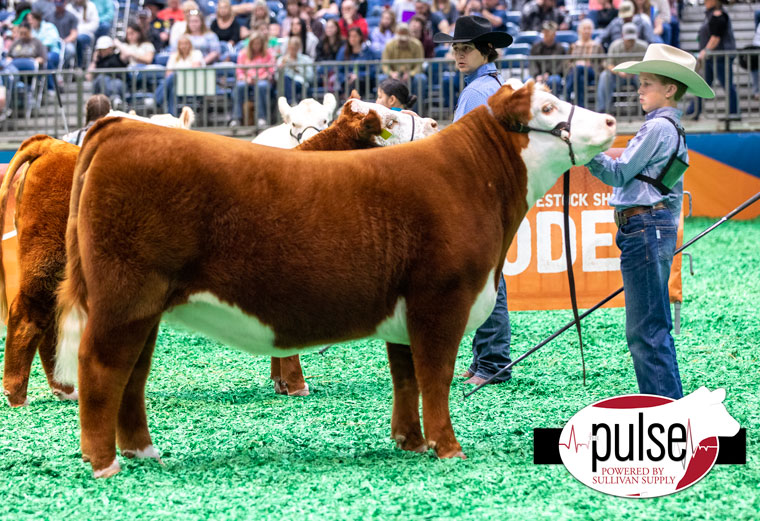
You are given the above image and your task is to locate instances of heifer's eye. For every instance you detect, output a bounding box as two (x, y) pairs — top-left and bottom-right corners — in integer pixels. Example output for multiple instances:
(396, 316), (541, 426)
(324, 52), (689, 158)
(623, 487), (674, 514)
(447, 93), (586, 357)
(541, 104), (555, 114)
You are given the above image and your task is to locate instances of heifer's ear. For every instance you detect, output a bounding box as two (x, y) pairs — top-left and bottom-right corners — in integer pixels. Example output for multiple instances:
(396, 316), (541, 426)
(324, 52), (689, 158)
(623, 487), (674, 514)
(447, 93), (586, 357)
(179, 106), (195, 129)
(323, 93), (337, 117)
(278, 97), (292, 124)
(358, 110), (383, 140)
(348, 89), (361, 100)
(490, 81), (534, 127)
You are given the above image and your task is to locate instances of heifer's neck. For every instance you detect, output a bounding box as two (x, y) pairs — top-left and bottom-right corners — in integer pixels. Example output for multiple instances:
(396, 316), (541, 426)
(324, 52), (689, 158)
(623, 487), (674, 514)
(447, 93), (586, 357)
(521, 135), (575, 209)
(296, 123), (378, 151)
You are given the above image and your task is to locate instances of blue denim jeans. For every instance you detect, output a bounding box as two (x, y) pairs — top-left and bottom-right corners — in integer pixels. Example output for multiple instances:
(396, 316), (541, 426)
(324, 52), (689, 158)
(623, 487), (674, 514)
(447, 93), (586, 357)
(469, 276), (512, 382)
(616, 209), (683, 399)
(565, 65), (595, 108)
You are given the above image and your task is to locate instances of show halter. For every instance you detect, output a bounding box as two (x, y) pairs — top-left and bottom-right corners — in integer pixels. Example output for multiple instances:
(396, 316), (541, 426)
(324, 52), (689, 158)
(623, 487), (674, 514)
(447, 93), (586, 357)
(290, 125), (324, 144)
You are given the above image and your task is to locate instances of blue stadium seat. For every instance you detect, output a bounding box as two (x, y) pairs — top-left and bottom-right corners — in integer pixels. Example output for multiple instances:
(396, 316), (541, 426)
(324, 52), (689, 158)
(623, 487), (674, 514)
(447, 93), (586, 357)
(592, 28), (603, 40)
(555, 30), (578, 45)
(267, 0), (283, 13)
(513, 31), (541, 45)
(503, 43), (531, 55)
(366, 15), (380, 29)
(506, 10), (521, 26)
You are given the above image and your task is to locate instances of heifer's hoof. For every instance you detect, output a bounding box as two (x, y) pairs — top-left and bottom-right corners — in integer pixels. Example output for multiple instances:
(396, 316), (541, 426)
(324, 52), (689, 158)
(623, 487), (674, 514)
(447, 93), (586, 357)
(52, 387), (78, 401)
(393, 433), (428, 453)
(4, 389), (29, 407)
(429, 441), (466, 459)
(122, 445), (161, 462)
(93, 459), (121, 479)
(287, 382), (309, 397)
(273, 379), (287, 395)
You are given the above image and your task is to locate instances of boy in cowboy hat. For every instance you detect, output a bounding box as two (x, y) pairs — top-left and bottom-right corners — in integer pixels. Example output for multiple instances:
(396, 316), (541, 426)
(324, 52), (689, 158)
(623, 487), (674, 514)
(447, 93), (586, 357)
(433, 16), (514, 386)
(585, 44), (714, 399)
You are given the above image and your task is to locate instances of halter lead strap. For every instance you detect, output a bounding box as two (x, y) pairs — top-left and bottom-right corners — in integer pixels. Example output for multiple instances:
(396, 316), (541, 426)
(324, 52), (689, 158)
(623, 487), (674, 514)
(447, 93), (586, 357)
(290, 125), (323, 144)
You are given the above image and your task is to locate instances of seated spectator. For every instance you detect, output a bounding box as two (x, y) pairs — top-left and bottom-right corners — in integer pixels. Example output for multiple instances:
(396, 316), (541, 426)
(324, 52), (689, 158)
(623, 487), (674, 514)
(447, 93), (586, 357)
(316, 18), (343, 61)
(137, 7), (169, 53)
(462, 0), (482, 19)
(587, 0), (618, 30)
(230, 32), (274, 126)
(409, 15), (434, 58)
(380, 22), (425, 110)
(31, 0), (56, 20)
(431, 0), (458, 35)
(299, 1), (323, 39)
(633, 0), (669, 44)
(91, 0), (113, 39)
(67, 0), (98, 68)
(280, 0), (300, 37)
(154, 34), (203, 114)
(335, 26), (374, 95)
(114, 21), (156, 66)
(288, 15), (318, 59)
(520, 0), (569, 32)
(338, 0), (368, 40)
(248, 0), (275, 28)
(158, 0), (184, 23)
(46, 0), (77, 67)
(529, 20), (565, 95)
(597, 0), (654, 50)
(314, 0), (339, 20)
(277, 35), (313, 104)
(481, 0), (507, 32)
(169, 1), (199, 49)
(376, 77), (417, 110)
(750, 17), (760, 100)
(183, 8), (222, 64)
(595, 22), (646, 113)
(370, 8), (396, 55)
(62, 93), (111, 145)
(392, 0), (416, 25)
(211, 0), (247, 54)
(28, 9), (61, 76)
(87, 35), (126, 108)
(414, 0), (433, 31)
(564, 18), (602, 108)
(7, 21), (47, 68)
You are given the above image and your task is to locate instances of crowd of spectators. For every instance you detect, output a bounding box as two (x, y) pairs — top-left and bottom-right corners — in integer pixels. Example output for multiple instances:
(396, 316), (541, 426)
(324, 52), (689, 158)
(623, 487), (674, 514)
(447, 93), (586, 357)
(0, 0), (753, 124)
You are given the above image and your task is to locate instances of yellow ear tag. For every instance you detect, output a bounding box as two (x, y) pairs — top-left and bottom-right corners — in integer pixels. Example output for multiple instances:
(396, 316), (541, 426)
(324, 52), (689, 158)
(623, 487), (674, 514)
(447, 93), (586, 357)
(380, 129), (393, 140)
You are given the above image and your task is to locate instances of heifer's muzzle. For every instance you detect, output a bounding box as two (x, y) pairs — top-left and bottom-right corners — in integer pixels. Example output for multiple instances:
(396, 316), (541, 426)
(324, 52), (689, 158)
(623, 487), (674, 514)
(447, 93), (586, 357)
(290, 125), (323, 144)
(498, 104), (577, 166)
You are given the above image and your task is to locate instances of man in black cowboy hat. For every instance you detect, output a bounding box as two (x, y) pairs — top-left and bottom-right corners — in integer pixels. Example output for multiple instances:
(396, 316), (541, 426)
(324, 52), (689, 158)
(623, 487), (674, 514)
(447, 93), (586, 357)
(433, 16), (515, 386)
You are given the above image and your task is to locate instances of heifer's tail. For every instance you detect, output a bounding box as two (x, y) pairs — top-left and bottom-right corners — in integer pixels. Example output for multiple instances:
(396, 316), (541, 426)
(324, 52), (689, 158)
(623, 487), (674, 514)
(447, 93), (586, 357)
(54, 132), (98, 386)
(0, 135), (55, 322)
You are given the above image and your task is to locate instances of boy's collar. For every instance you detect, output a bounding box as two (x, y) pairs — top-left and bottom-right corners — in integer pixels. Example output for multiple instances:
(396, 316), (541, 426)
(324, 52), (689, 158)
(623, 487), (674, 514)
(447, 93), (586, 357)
(645, 106), (683, 120)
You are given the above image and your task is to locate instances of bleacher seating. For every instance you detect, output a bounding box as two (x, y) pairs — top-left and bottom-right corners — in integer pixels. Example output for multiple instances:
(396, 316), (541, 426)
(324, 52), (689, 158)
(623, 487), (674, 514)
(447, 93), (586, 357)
(513, 31), (541, 45)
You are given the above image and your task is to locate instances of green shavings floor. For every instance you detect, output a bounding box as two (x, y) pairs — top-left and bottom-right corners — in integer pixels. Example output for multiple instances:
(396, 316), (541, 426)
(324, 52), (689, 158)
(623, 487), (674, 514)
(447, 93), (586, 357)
(1, 217), (758, 520)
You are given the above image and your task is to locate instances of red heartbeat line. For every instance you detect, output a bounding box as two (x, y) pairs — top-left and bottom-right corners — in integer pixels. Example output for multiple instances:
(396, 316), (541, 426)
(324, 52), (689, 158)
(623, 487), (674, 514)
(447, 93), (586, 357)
(559, 419), (720, 465)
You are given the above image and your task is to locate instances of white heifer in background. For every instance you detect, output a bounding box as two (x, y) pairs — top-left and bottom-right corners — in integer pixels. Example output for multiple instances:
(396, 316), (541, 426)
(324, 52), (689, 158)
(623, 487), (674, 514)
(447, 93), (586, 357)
(253, 94), (337, 148)
(107, 106), (195, 129)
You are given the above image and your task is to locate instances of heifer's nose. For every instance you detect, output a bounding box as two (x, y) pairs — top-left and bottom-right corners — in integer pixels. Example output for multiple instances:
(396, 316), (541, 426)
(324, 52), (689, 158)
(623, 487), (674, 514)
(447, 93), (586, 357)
(430, 121), (438, 129)
(606, 116), (616, 128)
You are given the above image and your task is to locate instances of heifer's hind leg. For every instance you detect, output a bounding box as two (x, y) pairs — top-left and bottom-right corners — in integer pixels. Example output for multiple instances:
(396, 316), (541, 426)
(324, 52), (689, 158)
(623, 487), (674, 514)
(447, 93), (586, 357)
(38, 322), (77, 401)
(2, 297), (54, 406)
(78, 313), (161, 478)
(407, 300), (469, 459)
(271, 356), (309, 396)
(386, 342), (426, 452)
(117, 321), (161, 461)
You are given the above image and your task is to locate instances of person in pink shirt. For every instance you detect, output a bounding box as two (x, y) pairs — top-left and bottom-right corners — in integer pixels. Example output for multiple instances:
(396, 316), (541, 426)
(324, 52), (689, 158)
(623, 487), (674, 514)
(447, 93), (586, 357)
(230, 32), (275, 127)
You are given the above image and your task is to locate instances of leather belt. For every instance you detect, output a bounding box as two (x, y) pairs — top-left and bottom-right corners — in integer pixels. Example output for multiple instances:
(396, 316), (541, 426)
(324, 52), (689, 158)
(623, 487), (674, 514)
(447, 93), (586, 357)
(614, 202), (668, 227)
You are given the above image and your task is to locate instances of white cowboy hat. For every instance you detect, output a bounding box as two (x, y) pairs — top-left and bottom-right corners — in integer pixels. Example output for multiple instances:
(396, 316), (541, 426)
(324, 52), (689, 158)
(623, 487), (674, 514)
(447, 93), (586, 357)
(613, 44), (715, 99)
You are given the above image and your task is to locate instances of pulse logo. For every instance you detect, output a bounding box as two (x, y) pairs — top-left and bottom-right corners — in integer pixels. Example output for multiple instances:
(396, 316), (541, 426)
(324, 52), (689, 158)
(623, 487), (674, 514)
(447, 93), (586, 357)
(559, 387), (740, 498)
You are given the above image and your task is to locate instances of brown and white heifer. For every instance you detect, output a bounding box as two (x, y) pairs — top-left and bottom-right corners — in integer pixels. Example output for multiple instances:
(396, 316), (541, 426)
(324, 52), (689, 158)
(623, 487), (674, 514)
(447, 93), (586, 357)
(57, 81), (615, 477)
(0, 100), (435, 406)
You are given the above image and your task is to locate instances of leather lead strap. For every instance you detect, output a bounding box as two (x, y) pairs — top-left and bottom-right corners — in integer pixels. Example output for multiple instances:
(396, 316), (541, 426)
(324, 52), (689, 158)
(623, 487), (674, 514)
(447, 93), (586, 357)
(563, 169), (586, 386)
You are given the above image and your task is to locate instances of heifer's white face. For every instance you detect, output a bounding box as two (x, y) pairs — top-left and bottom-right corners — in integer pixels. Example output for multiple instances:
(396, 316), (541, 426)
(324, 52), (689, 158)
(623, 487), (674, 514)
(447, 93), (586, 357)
(279, 93), (338, 144)
(344, 99), (439, 145)
(509, 81), (617, 208)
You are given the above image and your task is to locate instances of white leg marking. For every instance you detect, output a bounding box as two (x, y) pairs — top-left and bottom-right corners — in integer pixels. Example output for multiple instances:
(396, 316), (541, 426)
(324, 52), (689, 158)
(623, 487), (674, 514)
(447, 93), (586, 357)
(122, 445), (161, 460)
(54, 306), (87, 386)
(53, 388), (79, 401)
(93, 458), (121, 478)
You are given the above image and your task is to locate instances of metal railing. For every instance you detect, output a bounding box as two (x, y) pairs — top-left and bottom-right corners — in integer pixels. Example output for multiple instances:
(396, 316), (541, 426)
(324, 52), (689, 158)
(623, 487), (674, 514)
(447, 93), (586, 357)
(1, 49), (759, 146)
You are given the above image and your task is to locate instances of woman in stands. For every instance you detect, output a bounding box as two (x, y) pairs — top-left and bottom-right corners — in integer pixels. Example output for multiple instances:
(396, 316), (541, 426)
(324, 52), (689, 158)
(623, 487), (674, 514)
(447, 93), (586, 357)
(564, 18), (603, 108)
(370, 8), (396, 55)
(376, 77), (417, 110)
(154, 34), (203, 115)
(114, 21), (156, 66)
(230, 32), (275, 127)
(184, 8), (222, 64)
(278, 35), (314, 104)
(289, 15), (318, 59)
(249, 0), (276, 29)
(433, 15), (514, 387)
(211, 0), (247, 55)
(336, 26), (375, 96)
(316, 18), (344, 61)
(409, 14), (434, 58)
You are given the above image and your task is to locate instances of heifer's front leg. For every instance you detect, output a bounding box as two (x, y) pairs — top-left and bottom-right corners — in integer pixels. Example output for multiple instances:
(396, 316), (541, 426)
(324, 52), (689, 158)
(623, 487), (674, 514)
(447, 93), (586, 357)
(386, 342), (426, 453)
(279, 355), (309, 396)
(117, 322), (161, 462)
(408, 303), (468, 459)
(79, 314), (161, 478)
(2, 297), (52, 406)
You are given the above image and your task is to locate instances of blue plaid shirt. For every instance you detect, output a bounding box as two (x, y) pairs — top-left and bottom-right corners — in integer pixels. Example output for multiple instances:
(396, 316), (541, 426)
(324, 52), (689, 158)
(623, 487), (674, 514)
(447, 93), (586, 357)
(587, 107), (687, 217)
(453, 63), (503, 122)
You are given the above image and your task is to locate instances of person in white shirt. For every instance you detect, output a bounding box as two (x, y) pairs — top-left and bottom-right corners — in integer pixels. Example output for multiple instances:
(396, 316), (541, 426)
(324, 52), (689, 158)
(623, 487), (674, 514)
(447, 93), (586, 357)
(67, 0), (99, 67)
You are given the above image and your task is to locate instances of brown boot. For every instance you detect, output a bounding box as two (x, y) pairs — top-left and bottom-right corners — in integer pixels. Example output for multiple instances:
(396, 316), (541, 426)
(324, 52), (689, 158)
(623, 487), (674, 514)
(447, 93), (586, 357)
(460, 370), (474, 378)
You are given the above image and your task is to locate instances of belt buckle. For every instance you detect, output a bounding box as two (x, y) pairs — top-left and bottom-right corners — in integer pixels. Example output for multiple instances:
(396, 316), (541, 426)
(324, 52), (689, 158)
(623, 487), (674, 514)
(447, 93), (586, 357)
(614, 210), (626, 228)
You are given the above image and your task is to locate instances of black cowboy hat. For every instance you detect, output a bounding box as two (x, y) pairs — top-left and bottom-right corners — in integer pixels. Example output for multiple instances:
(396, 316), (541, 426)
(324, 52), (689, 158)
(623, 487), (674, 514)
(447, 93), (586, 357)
(432, 15), (513, 48)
